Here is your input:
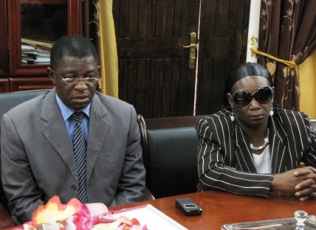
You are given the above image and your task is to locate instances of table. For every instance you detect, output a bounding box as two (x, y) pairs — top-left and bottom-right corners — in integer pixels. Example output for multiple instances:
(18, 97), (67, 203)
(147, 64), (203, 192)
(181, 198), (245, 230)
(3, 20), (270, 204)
(6, 190), (316, 229)
(112, 190), (316, 229)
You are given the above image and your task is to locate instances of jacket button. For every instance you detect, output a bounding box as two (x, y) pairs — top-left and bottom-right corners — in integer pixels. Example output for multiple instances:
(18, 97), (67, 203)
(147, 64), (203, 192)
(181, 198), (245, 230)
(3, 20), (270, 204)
(71, 185), (76, 191)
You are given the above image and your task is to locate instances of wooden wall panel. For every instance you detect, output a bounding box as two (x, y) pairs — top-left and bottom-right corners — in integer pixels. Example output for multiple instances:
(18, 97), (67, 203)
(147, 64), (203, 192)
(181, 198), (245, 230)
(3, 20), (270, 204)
(9, 77), (53, 91)
(0, 0), (8, 77)
(0, 79), (9, 93)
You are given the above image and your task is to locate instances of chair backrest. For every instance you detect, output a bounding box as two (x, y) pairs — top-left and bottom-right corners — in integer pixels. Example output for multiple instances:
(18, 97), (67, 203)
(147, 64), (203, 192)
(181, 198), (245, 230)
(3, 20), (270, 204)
(145, 115), (204, 129)
(0, 89), (50, 118)
(137, 115), (199, 198)
(0, 89), (50, 211)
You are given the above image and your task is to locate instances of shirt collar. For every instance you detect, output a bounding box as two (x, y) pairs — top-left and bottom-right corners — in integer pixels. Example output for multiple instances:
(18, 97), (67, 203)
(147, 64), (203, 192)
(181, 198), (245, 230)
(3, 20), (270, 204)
(55, 94), (91, 122)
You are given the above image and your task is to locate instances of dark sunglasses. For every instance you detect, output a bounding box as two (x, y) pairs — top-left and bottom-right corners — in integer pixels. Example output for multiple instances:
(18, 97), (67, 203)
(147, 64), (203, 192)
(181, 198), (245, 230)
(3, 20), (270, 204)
(231, 86), (273, 107)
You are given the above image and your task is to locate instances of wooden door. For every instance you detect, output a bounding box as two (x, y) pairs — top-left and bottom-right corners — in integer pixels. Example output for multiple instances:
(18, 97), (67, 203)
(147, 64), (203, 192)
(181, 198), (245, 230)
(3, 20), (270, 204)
(114, 0), (250, 118)
(114, 0), (200, 118)
(196, 0), (250, 115)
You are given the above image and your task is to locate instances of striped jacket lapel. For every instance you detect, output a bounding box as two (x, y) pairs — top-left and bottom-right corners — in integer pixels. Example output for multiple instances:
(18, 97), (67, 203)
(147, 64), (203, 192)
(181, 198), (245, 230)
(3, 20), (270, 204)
(233, 117), (289, 174)
(270, 117), (290, 173)
(234, 125), (257, 173)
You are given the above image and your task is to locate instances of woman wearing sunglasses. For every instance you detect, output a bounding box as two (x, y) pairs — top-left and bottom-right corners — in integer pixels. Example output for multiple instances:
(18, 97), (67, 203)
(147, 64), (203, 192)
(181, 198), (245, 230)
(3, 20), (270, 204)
(195, 62), (316, 201)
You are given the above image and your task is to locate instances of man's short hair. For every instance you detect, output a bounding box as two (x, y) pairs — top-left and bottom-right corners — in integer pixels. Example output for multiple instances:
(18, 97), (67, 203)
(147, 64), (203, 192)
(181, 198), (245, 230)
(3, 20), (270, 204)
(50, 35), (99, 69)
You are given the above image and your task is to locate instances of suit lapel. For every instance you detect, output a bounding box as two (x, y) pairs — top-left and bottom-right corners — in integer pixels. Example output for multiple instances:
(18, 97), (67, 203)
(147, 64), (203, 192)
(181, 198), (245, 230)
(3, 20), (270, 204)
(40, 90), (77, 180)
(234, 125), (257, 172)
(269, 118), (288, 173)
(85, 95), (110, 182)
(40, 91), (110, 183)
(234, 118), (289, 174)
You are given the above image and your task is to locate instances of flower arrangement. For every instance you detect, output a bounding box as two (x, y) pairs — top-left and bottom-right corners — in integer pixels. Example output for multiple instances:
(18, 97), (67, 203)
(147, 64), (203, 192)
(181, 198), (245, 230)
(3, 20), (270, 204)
(22, 196), (147, 230)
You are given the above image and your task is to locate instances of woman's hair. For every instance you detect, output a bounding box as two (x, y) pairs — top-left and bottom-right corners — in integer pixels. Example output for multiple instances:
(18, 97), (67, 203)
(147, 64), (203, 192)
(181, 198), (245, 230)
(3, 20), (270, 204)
(50, 35), (99, 69)
(221, 62), (273, 108)
(225, 62), (273, 94)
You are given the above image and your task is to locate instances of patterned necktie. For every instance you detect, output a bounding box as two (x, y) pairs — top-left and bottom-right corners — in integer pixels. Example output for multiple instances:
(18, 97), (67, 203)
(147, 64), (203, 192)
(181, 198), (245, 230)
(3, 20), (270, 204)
(72, 111), (88, 203)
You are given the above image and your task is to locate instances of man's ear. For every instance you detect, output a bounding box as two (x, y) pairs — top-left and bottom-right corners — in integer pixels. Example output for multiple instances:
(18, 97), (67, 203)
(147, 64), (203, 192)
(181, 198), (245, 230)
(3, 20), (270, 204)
(47, 67), (56, 84)
(97, 65), (101, 85)
(227, 93), (234, 108)
(97, 65), (101, 76)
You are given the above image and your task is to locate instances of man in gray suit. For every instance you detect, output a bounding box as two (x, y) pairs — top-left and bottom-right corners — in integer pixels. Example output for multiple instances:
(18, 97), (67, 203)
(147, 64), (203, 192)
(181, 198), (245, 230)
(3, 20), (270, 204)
(1, 35), (146, 224)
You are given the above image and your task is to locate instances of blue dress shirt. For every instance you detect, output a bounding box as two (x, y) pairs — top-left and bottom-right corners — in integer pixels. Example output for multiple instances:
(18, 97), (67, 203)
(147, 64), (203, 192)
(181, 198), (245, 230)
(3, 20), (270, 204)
(55, 95), (90, 145)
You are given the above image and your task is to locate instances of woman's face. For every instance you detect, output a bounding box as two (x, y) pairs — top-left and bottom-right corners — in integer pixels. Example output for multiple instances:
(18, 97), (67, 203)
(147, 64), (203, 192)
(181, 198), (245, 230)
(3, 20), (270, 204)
(227, 76), (273, 129)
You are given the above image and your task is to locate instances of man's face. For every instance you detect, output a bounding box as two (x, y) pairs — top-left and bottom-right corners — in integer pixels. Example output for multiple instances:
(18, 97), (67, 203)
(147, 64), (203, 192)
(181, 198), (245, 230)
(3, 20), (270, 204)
(49, 56), (99, 110)
(227, 76), (273, 129)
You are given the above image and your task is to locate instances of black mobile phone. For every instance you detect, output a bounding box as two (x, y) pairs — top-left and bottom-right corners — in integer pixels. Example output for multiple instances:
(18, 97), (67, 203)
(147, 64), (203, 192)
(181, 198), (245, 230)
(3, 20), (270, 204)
(175, 198), (202, 216)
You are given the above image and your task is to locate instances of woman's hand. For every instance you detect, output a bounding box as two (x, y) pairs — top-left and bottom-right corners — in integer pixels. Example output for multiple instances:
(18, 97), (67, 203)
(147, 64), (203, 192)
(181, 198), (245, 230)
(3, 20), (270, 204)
(293, 166), (316, 201)
(272, 166), (316, 200)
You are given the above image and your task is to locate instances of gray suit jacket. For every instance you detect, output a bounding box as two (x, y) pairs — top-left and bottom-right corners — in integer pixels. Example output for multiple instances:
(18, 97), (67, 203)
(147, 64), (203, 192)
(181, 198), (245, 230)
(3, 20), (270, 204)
(195, 106), (316, 198)
(1, 89), (145, 224)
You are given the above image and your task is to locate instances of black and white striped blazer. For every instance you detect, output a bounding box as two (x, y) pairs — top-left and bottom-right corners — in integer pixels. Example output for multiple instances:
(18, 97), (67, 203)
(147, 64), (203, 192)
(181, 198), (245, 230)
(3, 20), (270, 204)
(195, 106), (316, 198)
